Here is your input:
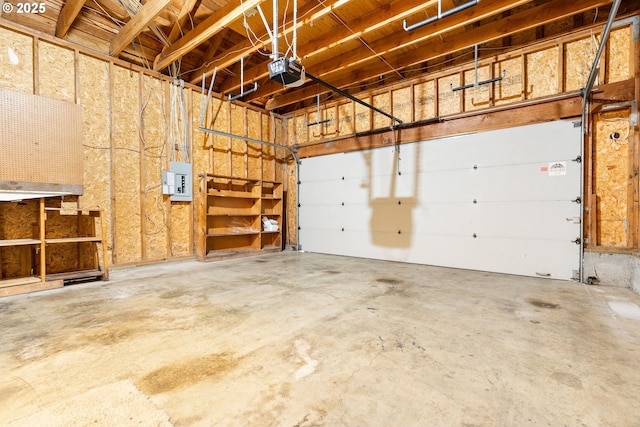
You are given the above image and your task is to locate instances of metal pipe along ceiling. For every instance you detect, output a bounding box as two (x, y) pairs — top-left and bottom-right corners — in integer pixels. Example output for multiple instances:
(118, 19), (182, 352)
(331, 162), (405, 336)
(403, 0), (479, 32)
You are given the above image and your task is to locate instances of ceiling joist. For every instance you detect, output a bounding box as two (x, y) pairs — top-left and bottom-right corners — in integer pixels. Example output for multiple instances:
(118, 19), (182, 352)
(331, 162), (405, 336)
(55, 0), (88, 38)
(153, 0), (266, 72)
(188, 0), (351, 84)
(264, 0), (613, 110)
(110, 0), (173, 56)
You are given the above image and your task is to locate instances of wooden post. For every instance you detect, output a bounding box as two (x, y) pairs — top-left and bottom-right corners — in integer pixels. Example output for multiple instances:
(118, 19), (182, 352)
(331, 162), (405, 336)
(100, 209), (109, 279)
(39, 198), (45, 282)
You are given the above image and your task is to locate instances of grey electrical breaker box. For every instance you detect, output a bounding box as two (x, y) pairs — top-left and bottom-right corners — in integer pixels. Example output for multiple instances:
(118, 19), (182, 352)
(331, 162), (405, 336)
(162, 162), (192, 202)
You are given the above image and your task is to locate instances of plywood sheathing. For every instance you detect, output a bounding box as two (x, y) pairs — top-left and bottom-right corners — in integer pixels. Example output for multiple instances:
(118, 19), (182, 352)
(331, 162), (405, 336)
(338, 103), (355, 137)
(607, 26), (633, 83)
(414, 81), (436, 121)
(38, 41), (75, 103)
(392, 87), (412, 125)
(593, 110), (632, 247)
(0, 28), (33, 93)
(294, 113), (307, 146)
(308, 109), (320, 144)
(212, 98), (231, 176)
(493, 57), (522, 106)
(0, 201), (38, 279)
(230, 103), (247, 178)
(247, 109), (262, 180)
(355, 96), (372, 133)
(273, 116), (285, 184)
(192, 90), (208, 261)
(463, 65), (491, 111)
(565, 36), (598, 92)
(261, 113), (275, 182)
(141, 75), (169, 260)
(526, 47), (560, 99)
(78, 54), (113, 265)
(437, 74), (461, 116)
(372, 92), (392, 130)
(43, 202), (80, 274)
(112, 66), (142, 263)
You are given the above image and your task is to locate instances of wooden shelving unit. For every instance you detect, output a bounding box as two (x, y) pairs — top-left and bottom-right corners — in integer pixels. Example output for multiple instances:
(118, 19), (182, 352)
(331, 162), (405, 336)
(0, 198), (108, 297)
(199, 174), (283, 259)
(260, 180), (283, 251)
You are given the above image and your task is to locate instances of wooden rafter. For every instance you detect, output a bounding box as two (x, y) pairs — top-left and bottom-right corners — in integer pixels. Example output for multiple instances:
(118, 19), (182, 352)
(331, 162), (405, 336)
(166, 0), (200, 44)
(109, 0), (173, 56)
(263, 0), (613, 110)
(153, 0), (266, 72)
(217, 0), (440, 93)
(187, 0), (351, 84)
(56, 0), (88, 38)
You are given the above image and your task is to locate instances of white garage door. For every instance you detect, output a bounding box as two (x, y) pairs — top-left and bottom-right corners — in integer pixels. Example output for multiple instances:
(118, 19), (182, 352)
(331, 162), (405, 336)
(299, 120), (583, 280)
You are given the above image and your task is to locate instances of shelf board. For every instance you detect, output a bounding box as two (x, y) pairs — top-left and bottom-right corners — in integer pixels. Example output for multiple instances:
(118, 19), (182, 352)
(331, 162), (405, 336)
(0, 238), (41, 247)
(261, 197), (282, 200)
(45, 269), (104, 282)
(206, 174), (260, 183)
(208, 213), (259, 217)
(261, 245), (282, 252)
(261, 230), (280, 234)
(207, 231), (261, 237)
(0, 276), (43, 289)
(45, 237), (101, 244)
(208, 190), (259, 199)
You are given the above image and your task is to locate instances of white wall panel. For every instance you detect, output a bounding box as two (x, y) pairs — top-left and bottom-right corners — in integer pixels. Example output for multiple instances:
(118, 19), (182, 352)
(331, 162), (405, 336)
(299, 120), (582, 280)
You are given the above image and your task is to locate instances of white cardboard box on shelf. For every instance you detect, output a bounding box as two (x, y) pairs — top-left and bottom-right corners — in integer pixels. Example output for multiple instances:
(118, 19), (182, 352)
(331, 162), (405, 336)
(262, 217), (279, 232)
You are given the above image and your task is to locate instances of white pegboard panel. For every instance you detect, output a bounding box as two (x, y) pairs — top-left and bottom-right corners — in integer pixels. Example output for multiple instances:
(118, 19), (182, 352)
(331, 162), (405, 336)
(0, 87), (83, 187)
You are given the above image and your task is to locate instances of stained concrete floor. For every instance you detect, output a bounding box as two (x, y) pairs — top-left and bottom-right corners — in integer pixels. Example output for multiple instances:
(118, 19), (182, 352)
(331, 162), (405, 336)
(1, 251), (640, 426)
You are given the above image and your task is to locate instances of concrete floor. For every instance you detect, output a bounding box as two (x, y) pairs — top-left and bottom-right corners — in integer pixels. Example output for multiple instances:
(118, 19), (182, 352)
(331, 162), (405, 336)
(1, 251), (640, 426)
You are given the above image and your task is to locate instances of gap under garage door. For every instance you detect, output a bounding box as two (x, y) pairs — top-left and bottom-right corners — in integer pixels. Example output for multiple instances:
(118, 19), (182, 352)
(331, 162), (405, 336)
(299, 120), (582, 280)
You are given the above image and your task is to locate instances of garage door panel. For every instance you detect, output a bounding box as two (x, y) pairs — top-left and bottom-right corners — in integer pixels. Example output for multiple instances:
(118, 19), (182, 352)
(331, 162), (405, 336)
(299, 120), (581, 280)
(472, 202), (581, 239)
(472, 164), (580, 201)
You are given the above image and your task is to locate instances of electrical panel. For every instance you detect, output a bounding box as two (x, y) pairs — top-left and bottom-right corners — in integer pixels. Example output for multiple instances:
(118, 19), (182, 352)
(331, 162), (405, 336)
(162, 162), (192, 202)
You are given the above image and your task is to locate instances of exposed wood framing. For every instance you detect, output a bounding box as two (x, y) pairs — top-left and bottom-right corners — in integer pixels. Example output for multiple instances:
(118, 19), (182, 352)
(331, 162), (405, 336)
(153, 0), (266, 72)
(109, 61), (118, 265)
(297, 79), (634, 157)
(220, 0), (526, 95)
(190, 0), (350, 85)
(264, 0), (611, 110)
(110, 0), (173, 56)
(55, 0), (87, 38)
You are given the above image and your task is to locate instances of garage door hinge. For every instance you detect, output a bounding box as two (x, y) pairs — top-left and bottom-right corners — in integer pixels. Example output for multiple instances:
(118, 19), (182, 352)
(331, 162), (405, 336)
(572, 238), (582, 245)
(573, 121), (582, 128)
(572, 197), (582, 204)
(572, 155), (582, 163)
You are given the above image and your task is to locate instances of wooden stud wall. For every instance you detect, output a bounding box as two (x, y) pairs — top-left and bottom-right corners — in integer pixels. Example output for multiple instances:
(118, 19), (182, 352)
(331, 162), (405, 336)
(0, 21), (284, 270)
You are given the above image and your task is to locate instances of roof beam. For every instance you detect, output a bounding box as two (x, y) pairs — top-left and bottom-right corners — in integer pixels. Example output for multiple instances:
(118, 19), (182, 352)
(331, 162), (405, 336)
(218, 0), (439, 94)
(166, 0), (199, 44)
(109, 0), (173, 56)
(153, 0), (266, 72)
(55, 0), (88, 38)
(264, 0), (612, 110)
(188, 0), (351, 84)
(252, 0), (531, 104)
